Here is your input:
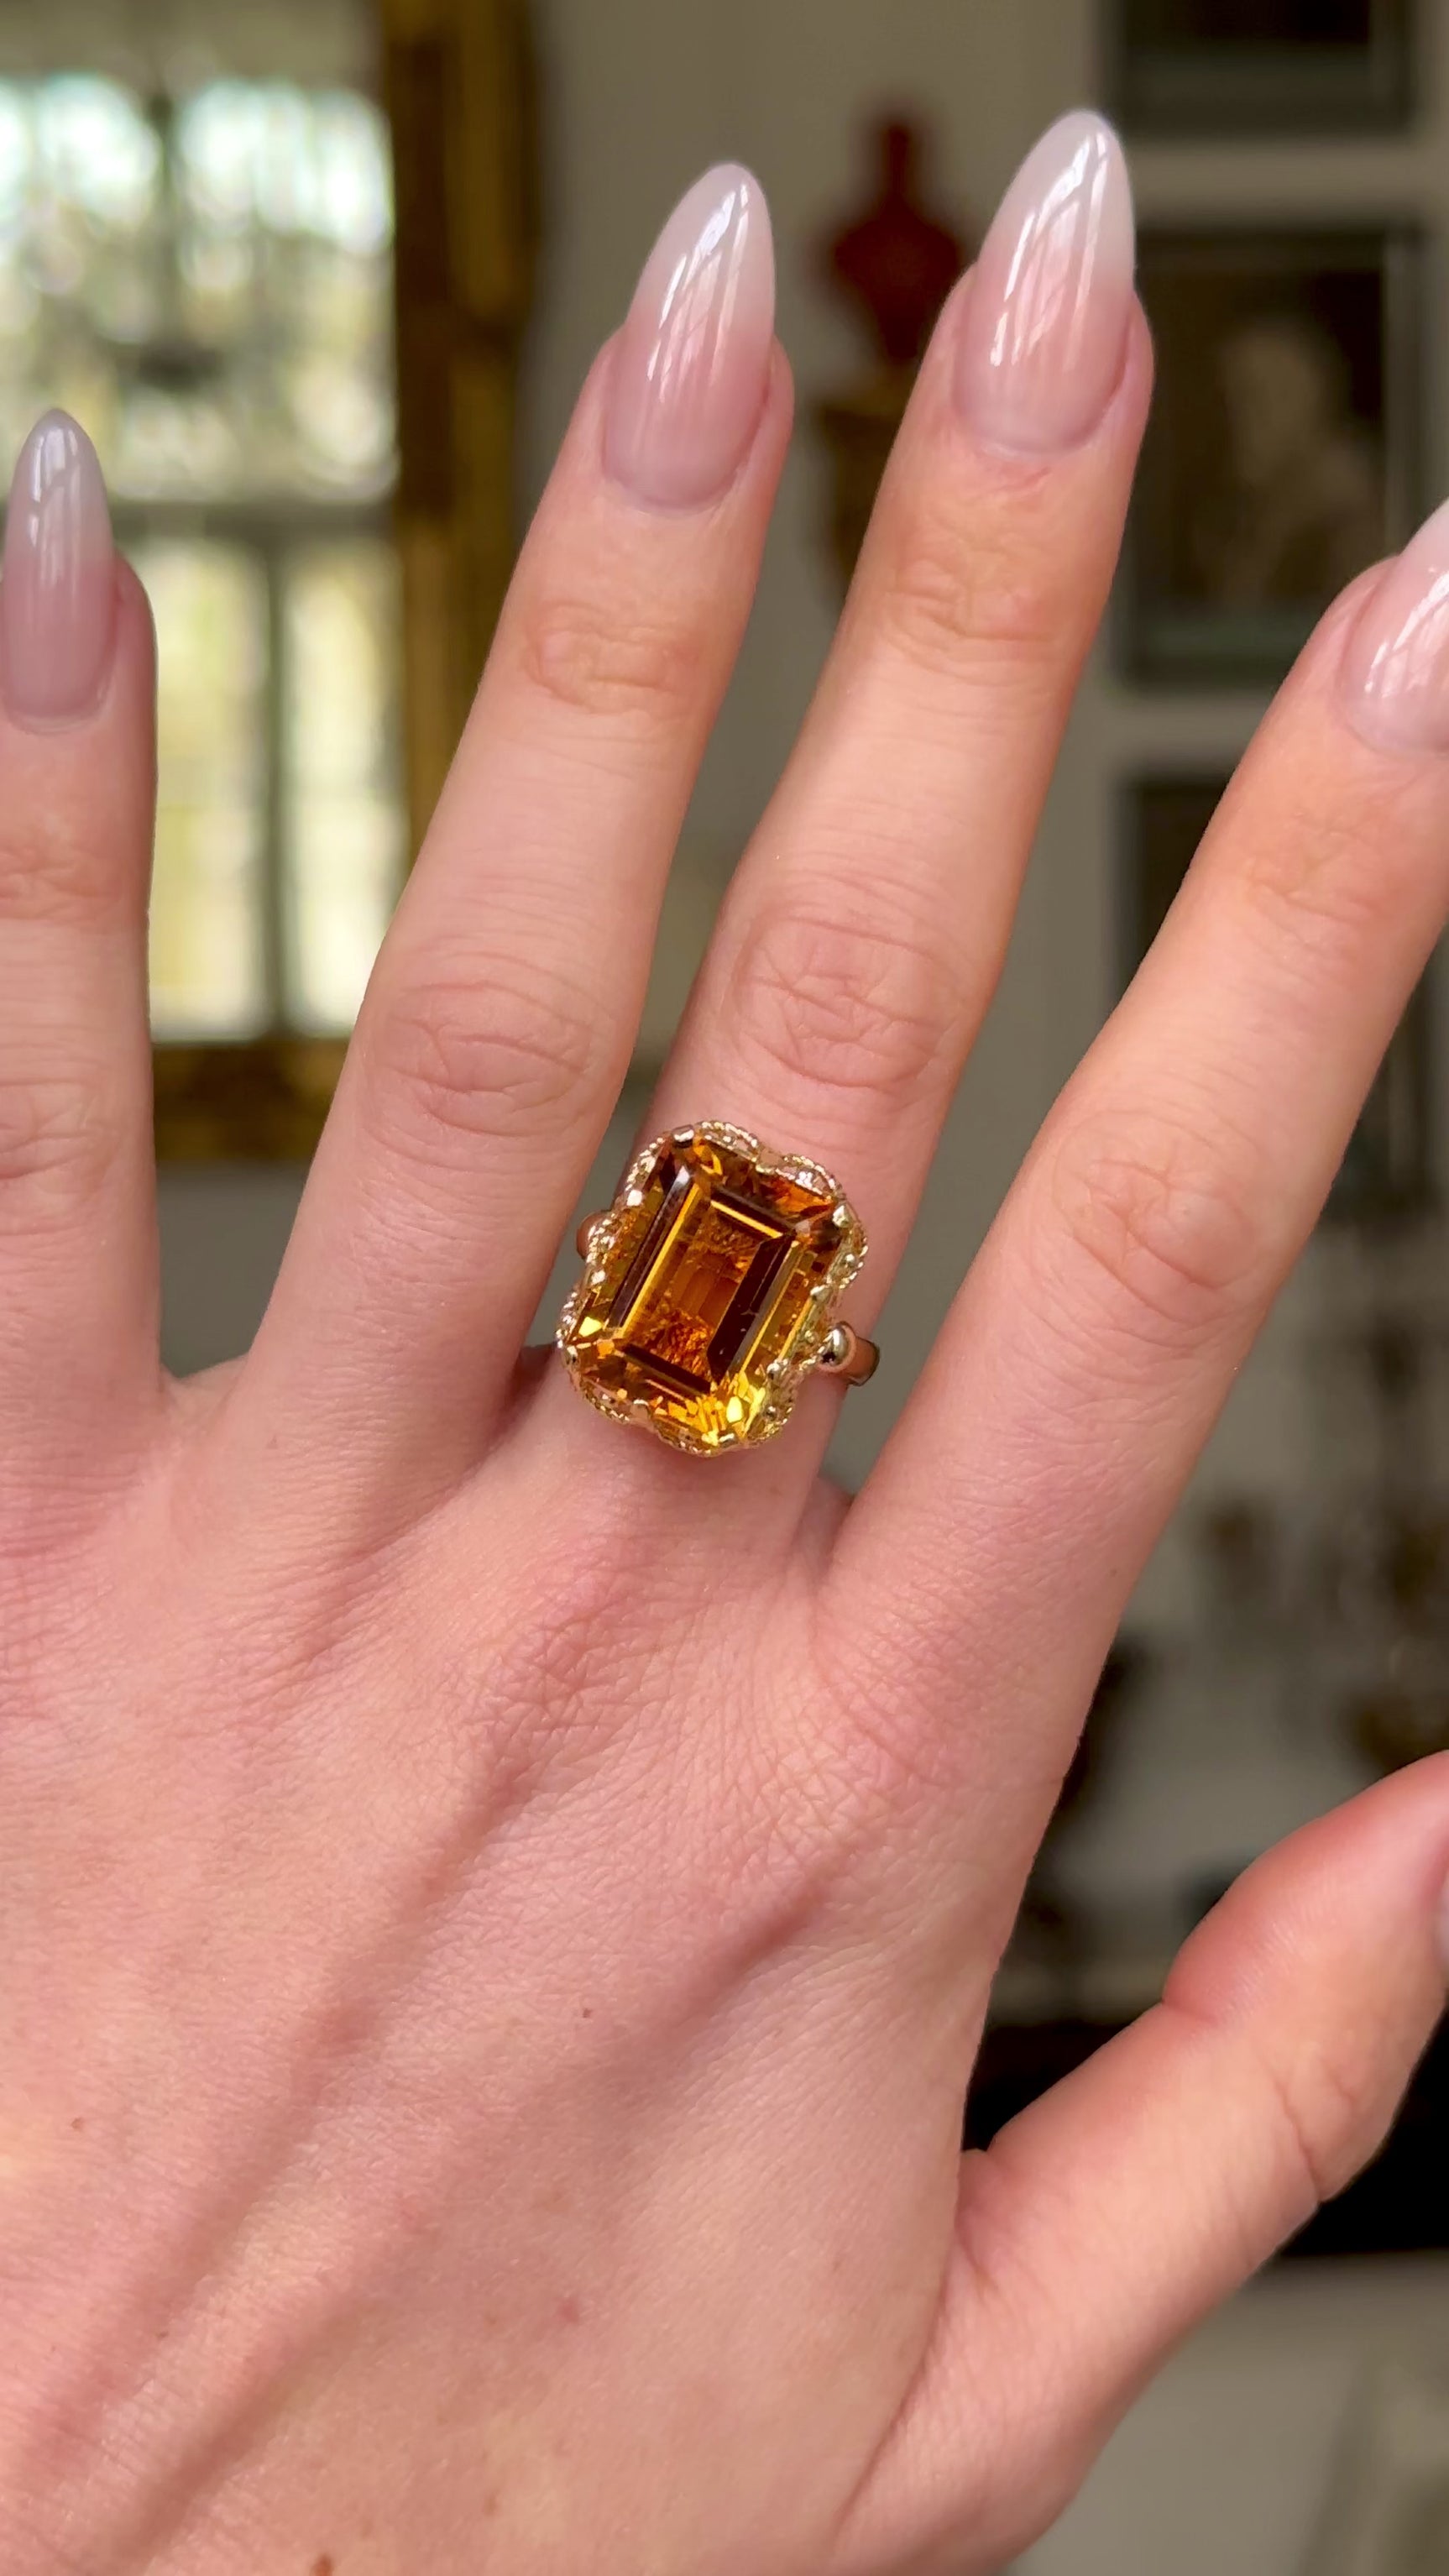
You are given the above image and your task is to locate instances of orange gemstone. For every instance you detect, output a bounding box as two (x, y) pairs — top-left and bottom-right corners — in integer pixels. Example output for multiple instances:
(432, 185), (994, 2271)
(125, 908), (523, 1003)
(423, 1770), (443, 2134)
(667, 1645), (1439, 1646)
(557, 1123), (867, 1456)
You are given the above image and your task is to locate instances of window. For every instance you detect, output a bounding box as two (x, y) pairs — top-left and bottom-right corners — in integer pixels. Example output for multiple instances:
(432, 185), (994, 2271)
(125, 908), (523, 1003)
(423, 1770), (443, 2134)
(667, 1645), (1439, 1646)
(0, 72), (405, 1099)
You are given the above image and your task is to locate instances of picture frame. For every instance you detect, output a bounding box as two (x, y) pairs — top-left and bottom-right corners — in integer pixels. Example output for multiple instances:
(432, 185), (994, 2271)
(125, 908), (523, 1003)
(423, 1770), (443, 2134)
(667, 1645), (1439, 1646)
(1108, 0), (1415, 136)
(1123, 228), (1424, 690)
(1122, 777), (1434, 1222)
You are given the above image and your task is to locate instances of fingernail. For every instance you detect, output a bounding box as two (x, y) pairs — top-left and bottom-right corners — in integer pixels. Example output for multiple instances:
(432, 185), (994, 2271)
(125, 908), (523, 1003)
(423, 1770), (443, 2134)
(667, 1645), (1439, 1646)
(1342, 499), (1449, 753)
(955, 111), (1134, 456)
(604, 164), (775, 510)
(0, 411), (117, 727)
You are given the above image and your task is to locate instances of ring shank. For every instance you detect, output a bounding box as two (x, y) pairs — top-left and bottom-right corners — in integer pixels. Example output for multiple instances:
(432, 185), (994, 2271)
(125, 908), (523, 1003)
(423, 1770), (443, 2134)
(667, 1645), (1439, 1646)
(813, 1323), (880, 1387)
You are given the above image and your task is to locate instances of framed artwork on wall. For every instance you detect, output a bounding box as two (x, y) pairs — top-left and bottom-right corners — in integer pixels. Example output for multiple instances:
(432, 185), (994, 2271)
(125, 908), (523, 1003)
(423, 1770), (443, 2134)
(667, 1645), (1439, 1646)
(1123, 228), (1423, 689)
(1108, 0), (1415, 134)
(1122, 777), (1434, 1222)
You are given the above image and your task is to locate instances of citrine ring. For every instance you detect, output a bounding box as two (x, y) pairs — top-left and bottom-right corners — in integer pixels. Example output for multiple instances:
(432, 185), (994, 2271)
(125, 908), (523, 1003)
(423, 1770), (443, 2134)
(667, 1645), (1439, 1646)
(557, 1121), (878, 1458)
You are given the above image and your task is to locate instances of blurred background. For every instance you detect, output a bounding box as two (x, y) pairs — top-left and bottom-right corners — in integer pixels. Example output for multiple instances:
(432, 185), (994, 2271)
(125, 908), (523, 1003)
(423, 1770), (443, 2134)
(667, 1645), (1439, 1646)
(3, 0), (1449, 2566)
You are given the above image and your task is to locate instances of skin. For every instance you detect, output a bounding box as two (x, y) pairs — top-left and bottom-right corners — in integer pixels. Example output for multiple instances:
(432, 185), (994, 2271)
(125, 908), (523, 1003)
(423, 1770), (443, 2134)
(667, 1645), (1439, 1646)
(2, 264), (1449, 2576)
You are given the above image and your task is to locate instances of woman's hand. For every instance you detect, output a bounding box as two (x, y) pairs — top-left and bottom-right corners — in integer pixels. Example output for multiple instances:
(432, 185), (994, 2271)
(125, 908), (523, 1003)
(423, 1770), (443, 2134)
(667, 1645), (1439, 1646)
(3, 113), (1448, 2576)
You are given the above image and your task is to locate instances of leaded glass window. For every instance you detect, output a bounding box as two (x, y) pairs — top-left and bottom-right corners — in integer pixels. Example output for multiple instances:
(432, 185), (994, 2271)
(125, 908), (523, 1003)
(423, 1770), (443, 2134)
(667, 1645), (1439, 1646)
(0, 71), (405, 1046)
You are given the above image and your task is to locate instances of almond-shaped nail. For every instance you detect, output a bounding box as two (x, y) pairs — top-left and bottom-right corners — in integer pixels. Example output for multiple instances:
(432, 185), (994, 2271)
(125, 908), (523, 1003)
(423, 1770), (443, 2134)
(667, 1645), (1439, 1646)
(0, 411), (117, 728)
(1342, 499), (1449, 753)
(604, 164), (775, 510)
(955, 111), (1134, 456)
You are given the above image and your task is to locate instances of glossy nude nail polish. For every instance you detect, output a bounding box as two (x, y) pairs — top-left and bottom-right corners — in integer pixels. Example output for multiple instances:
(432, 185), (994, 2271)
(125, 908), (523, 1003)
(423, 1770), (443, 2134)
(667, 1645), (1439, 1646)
(604, 164), (776, 509)
(1342, 498), (1449, 753)
(0, 410), (117, 727)
(955, 111), (1135, 457)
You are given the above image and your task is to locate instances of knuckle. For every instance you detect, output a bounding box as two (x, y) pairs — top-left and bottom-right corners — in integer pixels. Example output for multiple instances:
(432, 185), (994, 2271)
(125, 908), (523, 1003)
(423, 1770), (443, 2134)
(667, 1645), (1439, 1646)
(1043, 1107), (1264, 1349)
(804, 1610), (970, 1830)
(0, 1065), (116, 1219)
(728, 900), (955, 1109)
(515, 582), (705, 727)
(364, 966), (605, 1163)
(1233, 771), (1420, 961)
(0, 810), (120, 926)
(875, 485), (1070, 685)
(1257, 2030), (1381, 2214)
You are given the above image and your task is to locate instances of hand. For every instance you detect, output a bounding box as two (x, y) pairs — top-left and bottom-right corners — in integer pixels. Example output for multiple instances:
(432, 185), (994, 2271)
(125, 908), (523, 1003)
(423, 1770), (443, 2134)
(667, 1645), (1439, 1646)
(3, 113), (1447, 2576)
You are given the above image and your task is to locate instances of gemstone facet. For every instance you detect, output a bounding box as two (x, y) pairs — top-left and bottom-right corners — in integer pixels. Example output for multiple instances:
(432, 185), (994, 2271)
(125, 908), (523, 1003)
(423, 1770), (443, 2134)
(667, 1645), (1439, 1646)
(557, 1122), (867, 1456)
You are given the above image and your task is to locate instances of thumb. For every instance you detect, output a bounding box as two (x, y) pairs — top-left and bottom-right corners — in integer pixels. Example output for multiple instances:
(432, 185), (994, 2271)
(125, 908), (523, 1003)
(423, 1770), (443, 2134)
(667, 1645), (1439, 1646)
(834, 1757), (1449, 2576)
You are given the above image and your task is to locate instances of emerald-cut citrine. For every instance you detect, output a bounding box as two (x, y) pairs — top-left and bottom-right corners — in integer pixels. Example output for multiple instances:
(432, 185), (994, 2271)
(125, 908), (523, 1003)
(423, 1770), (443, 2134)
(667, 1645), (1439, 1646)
(557, 1124), (866, 1456)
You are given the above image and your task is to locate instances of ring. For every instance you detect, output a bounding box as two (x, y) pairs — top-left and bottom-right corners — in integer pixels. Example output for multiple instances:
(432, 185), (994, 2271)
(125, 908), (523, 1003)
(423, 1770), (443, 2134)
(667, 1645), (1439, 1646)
(557, 1121), (878, 1458)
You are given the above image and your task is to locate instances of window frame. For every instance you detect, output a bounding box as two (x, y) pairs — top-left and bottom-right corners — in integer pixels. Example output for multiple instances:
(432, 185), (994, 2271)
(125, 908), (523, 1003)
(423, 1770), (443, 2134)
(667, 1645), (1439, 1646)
(140, 501), (405, 1160)
(160, 0), (536, 1161)
(124, 494), (395, 1159)
(0, 8), (534, 1161)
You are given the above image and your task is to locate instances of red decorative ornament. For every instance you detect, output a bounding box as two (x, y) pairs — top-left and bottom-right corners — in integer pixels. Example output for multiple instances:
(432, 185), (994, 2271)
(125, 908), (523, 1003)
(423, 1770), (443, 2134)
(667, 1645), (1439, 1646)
(813, 116), (973, 584)
(824, 118), (969, 370)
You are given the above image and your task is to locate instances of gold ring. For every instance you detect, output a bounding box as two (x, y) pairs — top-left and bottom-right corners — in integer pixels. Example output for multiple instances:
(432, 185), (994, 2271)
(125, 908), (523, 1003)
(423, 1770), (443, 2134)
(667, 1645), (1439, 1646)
(557, 1121), (877, 1458)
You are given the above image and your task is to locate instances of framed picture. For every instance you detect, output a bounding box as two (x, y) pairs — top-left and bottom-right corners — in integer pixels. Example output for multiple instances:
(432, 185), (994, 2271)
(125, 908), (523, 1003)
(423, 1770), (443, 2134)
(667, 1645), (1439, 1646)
(1125, 228), (1423, 689)
(1123, 777), (1434, 1222)
(1109, 0), (1415, 134)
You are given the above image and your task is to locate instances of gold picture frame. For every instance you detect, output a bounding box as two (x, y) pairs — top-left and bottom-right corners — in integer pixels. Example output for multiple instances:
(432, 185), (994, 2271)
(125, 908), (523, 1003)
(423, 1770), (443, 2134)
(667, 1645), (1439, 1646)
(154, 0), (536, 1161)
